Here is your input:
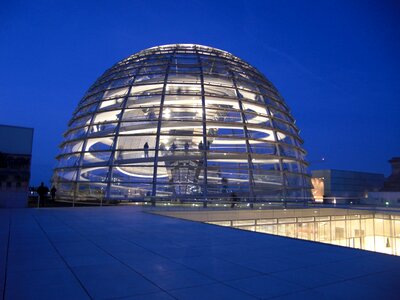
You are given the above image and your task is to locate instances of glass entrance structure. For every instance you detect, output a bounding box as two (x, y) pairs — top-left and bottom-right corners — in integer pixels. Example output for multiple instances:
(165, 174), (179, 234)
(53, 44), (310, 203)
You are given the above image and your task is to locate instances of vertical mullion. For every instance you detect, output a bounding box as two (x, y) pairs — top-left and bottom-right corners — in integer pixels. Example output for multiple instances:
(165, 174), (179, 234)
(196, 47), (208, 202)
(272, 119), (287, 203)
(230, 70), (255, 201)
(151, 48), (175, 197)
(104, 71), (141, 200)
(72, 96), (104, 205)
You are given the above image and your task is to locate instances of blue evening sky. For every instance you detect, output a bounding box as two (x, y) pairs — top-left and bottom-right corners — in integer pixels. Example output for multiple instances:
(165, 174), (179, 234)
(1, 0), (399, 185)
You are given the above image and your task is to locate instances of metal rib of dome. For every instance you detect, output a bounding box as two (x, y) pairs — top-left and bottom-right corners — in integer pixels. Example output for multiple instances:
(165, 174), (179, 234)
(53, 44), (310, 204)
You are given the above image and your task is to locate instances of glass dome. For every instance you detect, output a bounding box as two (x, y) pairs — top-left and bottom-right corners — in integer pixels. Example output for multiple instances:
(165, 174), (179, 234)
(53, 44), (310, 203)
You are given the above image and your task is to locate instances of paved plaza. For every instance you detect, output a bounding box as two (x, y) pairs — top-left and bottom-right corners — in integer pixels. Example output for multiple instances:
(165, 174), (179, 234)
(1, 207), (399, 299)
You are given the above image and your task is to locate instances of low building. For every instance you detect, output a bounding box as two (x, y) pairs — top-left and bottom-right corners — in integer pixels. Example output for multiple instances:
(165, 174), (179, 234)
(365, 191), (400, 207)
(381, 157), (400, 191)
(362, 157), (400, 207)
(311, 169), (384, 204)
(0, 124), (34, 208)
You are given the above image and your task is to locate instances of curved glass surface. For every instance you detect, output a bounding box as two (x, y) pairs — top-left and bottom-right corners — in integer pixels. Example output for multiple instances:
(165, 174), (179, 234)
(53, 44), (310, 202)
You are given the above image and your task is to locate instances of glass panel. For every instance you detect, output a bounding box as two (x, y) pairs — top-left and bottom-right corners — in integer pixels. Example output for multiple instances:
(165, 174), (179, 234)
(58, 154), (80, 168)
(117, 135), (157, 153)
(285, 173), (303, 187)
(54, 169), (77, 181)
(249, 141), (277, 154)
(98, 98), (125, 110)
(204, 85), (236, 97)
(75, 102), (98, 117)
(167, 73), (201, 84)
(103, 87), (129, 99)
(111, 165), (154, 183)
(119, 123), (157, 136)
(237, 89), (259, 101)
(270, 108), (292, 122)
(82, 151), (111, 165)
(70, 115), (92, 129)
(161, 106), (202, 121)
(164, 95), (202, 106)
(165, 83), (202, 95)
(85, 137), (114, 152)
(155, 183), (204, 197)
(203, 75), (233, 87)
(88, 122), (117, 136)
(109, 183), (153, 199)
(280, 145), (298, 158)
(277, 132), (295, 145)
(65, 126), (88, 141)
(79, 167), (109, 182)
(245, 113), (272, 127)
(282, 160), (300, 172)
(247, 129), (272, 140)
(109, 77), (133, 89)
(61, 140), (83, 154)
(134, 73), (165, 84)
(130, 84), (163, 96)
(55, 183), (74, 197)
(93, 110), (121, 123)
(122, 108), (160, 121)
(206, 108), (241, 123)
(206, 96), (239, 109)
(76, 183), (107, 199)
(125, 95), (162, 108)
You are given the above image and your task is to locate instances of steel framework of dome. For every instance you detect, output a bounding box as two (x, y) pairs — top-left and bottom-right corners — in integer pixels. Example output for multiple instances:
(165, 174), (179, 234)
(53, 44), (310, 203)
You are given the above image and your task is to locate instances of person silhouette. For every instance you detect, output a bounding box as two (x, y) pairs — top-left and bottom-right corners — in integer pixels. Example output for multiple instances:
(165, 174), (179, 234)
(230, 192), (238, 208)
(221, 177), (228, 194)
(171, 142), (177, 153)
(37, 182), (49, 207)
(50, 186), (57, 201)
(144, 142), (149, 158)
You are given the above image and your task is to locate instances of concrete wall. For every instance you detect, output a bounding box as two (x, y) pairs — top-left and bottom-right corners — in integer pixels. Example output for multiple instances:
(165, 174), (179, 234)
(0, 124), (33, 208)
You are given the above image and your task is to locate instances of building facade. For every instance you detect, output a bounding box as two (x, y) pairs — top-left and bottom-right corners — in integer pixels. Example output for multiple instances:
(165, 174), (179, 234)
(0, 124), (34, 208)
(361, 157), (400, 207)
(53, 44), (310, 203)
(311, 169), (384, 204)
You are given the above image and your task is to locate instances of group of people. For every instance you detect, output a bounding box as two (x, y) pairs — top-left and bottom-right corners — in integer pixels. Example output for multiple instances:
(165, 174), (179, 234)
(198, 140), (211, 151)
(143, 140), (213, 157)
(36, 182), (57, 207)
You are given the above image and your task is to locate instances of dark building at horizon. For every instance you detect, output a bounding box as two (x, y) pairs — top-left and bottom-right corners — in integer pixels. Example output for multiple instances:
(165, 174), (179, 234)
(311, 169), (384, 204)
(381, 157), (400, 192)
(0, 124), (34, 208)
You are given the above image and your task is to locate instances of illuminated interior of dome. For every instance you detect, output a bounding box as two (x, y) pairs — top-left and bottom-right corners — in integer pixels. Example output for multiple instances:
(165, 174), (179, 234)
(53, 44), (310, 203)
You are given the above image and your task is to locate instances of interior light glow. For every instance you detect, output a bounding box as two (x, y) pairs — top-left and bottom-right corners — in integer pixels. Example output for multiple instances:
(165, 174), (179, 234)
(54, 44), (309, 203)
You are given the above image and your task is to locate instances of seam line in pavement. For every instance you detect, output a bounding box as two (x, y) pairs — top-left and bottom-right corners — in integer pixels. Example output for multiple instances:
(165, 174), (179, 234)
(54, 212), (180, 300)
(32, 213), (93, 300)
(2, 211), (11, 300)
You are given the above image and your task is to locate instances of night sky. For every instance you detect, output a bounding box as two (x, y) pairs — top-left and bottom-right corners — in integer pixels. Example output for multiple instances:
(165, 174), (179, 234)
(1, 0), (399, 186)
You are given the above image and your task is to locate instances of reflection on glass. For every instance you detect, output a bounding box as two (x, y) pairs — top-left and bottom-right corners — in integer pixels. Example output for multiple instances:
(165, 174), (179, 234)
(210, 212), (400, 256)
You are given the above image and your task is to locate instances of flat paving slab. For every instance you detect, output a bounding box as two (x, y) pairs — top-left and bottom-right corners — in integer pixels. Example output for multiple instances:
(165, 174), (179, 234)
(1, 206), (399, 299)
